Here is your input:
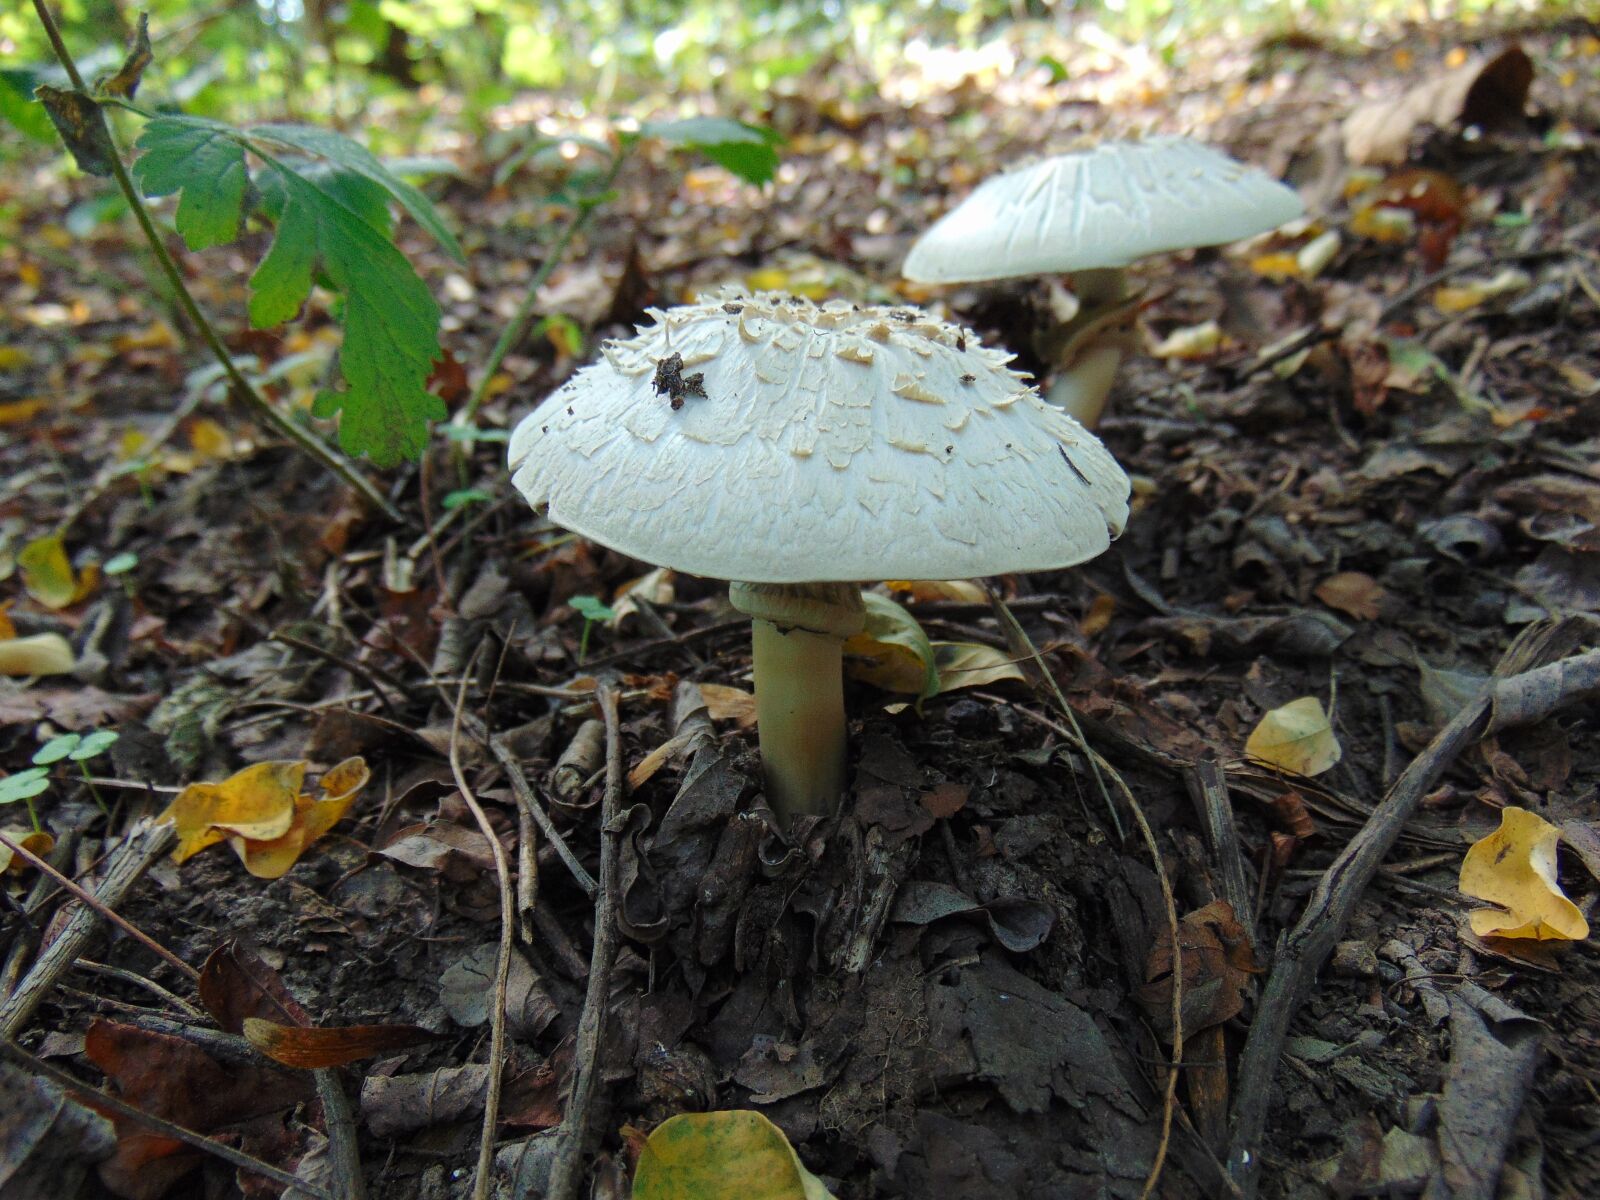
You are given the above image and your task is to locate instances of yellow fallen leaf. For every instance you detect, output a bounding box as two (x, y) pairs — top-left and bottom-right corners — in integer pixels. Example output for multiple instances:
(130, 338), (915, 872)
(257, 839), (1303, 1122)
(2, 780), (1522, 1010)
(884, 579), (987, 604)
(0, 347), (33, 370)
(1249, 252), (1302, 281)
(1349, 205), (1416, 243)
(1244, 697), (1342, 776)
(1148, 320), (1226, 360)
(17, 534), (97, 609)
(0, 632), (76, 676)
(0, 398), (47, 425)
(1080, 593), (1117, 637)
(700, 683), (758, 729)
(1460, 807), (1590, 942)
(157, 760), (305, 863)
(932, 642), (1025, 693)
(230, 757), (370, 879)
(0, 830), (56, 875)
(633, 1110), (837, 1200)
(1433, 268), (1532, 314)
(844, 593), (937, 699)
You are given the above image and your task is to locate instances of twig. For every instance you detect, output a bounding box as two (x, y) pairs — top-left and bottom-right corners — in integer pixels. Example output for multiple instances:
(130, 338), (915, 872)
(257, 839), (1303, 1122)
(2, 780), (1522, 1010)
(1184, 760), (1254, 940)
(448, 663), (514, 1200)
(517, 803), (538, 945)
(578, 618), (746, 669)
(547, 680), (625, 1200)
(0, 824), (191, 1040)
(457, 156), (624, 428)
(0, 1039), (334, 1200)
(473, 717), (598, 899)
(316, 1068), (367, 1200)
(1226, 646), (1600, 1196)
(29, 0), (406, 524)
(74, 959), (206, 1020)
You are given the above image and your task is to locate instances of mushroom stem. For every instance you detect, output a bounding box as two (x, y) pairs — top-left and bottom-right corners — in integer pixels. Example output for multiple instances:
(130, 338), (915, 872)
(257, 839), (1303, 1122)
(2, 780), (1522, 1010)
(1041, 267), (1135, 428)
(729, 582), (866, 824)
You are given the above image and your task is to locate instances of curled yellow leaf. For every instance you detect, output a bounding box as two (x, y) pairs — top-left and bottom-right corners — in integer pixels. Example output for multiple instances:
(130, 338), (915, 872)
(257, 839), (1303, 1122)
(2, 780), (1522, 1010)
(1460, 807), (1590, 942)
(0, 632), (76, 677)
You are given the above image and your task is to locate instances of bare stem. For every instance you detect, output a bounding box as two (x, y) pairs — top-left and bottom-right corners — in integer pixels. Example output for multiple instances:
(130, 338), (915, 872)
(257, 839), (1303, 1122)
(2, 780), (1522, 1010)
(30, 0), (406, 525)
(457, 155), (625, 428)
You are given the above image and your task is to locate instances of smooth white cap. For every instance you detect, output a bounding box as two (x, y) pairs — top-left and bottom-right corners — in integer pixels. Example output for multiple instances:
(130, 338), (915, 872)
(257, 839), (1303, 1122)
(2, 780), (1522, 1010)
(508, 292), (1129, 584)
(903, 137), (1305, 284)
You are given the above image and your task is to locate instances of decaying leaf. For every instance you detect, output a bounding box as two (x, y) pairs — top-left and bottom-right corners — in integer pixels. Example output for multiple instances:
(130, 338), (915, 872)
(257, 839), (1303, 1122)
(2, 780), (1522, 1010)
(633, 1110), (838, 1200)
(155, 756), (369, 878)
(1147, 320), (1226, 360)
(1342, 44), (1534, 165)
(931, 642), (1026, 693)
(700, 682), (758, 728)
(0, 829), (57, 875)
(1433, 268), (1531, 314)
(17, 534), (97, 609)
(1314, 571), (1386, 621)
(1137, 899), (1260, 1039)
(1244, 696), (1342, 776)
(884, 578), (987, 603)
(844, 592), (938, 699)
(35, 84), (116, 177)
(243, 1016), (439, 1068)
(0, 632), (76, 676)
(1459, 807), (1589, 942)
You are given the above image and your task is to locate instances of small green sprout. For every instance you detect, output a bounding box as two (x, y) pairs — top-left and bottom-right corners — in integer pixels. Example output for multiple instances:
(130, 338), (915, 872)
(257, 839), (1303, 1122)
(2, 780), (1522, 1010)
(569, 594), (616, 663)
(29, 729), (120, 820)
(0, 768), (51, 833)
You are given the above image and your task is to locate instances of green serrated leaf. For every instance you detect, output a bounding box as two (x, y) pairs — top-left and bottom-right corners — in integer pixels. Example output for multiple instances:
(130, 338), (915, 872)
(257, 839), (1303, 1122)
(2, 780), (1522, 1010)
(35, 84), (116, 177)
(245, 124), (464, 263)
(249, 164), (444, 464)
(641, 116), (783, 185)
(133, 116), (249, 250)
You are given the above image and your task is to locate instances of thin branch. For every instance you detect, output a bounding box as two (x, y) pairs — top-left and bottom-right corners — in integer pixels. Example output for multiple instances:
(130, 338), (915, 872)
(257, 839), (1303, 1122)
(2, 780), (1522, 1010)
(0, 1039), (334, 1200)
(457, 157), (625, 427)
(547, 680), (624, 1200)
(30, 0), (406, 524)
(448, 662), (514, 1200)
(472, 716), (598, 899)
(0, 824), (191, 1040)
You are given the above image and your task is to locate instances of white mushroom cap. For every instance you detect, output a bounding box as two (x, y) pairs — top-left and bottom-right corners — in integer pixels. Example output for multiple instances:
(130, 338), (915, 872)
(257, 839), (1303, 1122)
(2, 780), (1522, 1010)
(903, 137), (1305, 284)
(508, 292), (1129, 584)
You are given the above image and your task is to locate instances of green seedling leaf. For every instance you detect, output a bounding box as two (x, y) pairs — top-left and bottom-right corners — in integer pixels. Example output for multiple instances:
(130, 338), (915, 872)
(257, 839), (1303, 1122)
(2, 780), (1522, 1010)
(35, 84), (116, 177)
(641, 116), (783, 185)
(0, 68), (57, 143)
(441, 488), (491, 510)
(570, 595), (617, 622)
(0, 769), (51, 805)
(33, 734), (82, 766)
(440, 425), (509, 444)
(104, 552), (139, 575)
(97, 13), (153, 100)
(70, 730), (120, 761)
(634, 1110), (837, 1200)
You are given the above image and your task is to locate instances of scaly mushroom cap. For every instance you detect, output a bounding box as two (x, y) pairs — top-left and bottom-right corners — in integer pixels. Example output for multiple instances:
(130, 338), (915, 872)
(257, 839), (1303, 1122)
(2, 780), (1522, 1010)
(508, 292), (1129, 583)
(903, 137), (1305, 285)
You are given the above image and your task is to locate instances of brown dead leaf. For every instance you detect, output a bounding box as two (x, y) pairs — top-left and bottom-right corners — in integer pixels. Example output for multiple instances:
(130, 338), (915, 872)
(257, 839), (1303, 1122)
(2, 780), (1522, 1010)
(1343, 44), (1534, 165)
(700, 682), (758, 728)
(1314, 571), (1386, 621)
(1137, 899), (1260, 1040)
(243, 1017), (440, 1069)
(197, 941), (311, 1032)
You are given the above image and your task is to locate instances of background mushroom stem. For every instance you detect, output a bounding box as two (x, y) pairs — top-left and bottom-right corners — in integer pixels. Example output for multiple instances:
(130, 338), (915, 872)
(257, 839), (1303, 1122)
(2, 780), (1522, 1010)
(729, 581), (866, 823)
(1040, 267), (1135, 427)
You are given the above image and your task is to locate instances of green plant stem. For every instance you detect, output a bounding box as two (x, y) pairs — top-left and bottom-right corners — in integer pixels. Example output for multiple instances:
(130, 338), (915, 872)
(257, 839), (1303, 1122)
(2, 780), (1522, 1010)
(457, 158), (624, 429)
(30, 0), (406, 526)
(77, 761), (111, 819)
